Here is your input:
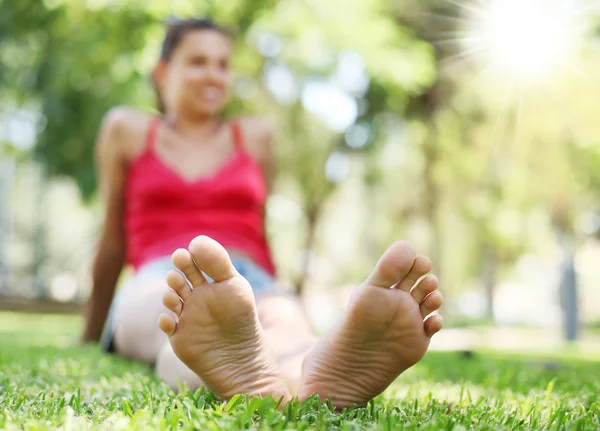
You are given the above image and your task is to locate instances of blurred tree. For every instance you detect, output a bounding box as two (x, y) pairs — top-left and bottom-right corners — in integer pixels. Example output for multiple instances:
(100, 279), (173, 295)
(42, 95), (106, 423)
(4, 0), (599, 318)
(392, 0), (600, 330)
(1, 0), (155, 198)
(392, 0), (549, 319)
(225, 0), (437, 293)
(1, 0), (437, 296)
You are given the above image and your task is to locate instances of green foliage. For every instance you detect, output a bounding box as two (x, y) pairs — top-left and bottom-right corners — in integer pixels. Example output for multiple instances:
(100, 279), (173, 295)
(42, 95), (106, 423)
(1, 0), (157, 199)
(2, 311), (600, 430)
(0, 0), (435, 202)
(4, 0), (600, 308)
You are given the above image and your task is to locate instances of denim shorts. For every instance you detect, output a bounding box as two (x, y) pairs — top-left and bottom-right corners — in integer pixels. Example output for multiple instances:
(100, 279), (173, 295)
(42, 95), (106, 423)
(99, 253), (278, 353)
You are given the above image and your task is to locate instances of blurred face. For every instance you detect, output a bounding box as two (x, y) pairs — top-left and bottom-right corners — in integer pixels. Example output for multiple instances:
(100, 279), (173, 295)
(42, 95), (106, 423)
(156, 29), (233, 117)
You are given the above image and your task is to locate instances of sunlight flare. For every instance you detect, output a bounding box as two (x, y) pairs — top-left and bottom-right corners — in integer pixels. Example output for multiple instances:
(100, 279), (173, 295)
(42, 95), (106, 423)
(458, 0), (588, 79)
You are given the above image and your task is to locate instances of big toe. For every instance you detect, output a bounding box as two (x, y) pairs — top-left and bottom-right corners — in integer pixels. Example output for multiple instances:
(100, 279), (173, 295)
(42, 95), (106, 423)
(188, 235), (238, 283)
(366, 241), (417, 288)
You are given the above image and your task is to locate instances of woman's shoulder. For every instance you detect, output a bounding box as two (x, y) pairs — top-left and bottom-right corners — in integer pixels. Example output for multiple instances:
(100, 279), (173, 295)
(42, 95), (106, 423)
(234, 116), (273, 149)
(233, 116), (275, 175)
(100, 106), (158, 161)
(102, 106), (156, 137)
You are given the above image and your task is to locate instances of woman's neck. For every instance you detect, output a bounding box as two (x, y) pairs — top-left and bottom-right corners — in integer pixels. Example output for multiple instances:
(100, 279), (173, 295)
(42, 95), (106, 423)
(164, 111), (222, 141)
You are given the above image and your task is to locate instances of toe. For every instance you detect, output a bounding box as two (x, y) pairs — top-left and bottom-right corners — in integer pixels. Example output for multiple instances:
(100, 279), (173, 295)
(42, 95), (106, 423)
(172, 248), (207, 288)
(158, 313), (177, 337)
(395, 255), (432, 292)
(166, 269), (192, 301)
(424, 314), (443, 337)
(410, 274), (439, 303)
(420, 291), (443, 318)
(163, 289), (183, 316)
(188, 235), (238, 283)
(366, 241), (416, 289)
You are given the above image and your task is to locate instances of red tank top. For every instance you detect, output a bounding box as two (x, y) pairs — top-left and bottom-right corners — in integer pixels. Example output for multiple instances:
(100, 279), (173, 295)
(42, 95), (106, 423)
(124, 118), (276, 276)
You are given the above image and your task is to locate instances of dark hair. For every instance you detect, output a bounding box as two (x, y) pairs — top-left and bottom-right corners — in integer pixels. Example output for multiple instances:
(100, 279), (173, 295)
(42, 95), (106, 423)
(153, 17), (233, 114)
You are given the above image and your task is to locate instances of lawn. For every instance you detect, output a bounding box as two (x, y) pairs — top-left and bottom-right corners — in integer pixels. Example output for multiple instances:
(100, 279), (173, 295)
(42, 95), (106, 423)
(1, 311), (599, 430)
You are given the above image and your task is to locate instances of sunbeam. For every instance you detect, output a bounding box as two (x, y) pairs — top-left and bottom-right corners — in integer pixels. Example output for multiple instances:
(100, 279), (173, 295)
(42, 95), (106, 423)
(433, 0), (594, 160)
(445, 0), (488, 17)
(460, 0), (588, 80)
(558, 61), (597, 87)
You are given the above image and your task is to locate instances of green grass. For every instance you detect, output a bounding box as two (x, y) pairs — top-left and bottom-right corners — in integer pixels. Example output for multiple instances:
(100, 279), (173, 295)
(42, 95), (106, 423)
(1, 312), (599, 430)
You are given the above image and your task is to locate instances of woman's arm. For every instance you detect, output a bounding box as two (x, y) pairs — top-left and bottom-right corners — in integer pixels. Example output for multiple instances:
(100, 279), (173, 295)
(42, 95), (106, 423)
(80, 109), (130, 343)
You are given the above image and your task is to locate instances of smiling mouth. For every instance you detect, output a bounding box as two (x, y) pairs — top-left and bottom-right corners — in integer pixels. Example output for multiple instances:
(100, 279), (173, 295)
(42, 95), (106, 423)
(200, 87), (222, 101)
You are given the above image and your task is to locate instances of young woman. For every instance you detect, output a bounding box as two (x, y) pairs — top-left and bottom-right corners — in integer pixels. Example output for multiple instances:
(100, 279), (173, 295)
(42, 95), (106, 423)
(81, 18), (444, 409)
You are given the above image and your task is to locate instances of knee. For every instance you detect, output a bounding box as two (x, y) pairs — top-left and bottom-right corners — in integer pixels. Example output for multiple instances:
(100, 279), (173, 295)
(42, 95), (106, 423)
(113, 303), (166, 364)
(155, 343), (203, 391)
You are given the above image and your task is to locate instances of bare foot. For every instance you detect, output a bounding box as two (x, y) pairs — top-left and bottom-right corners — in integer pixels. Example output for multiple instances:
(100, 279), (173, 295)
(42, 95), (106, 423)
(298, 241), (443, 409)
(158, 235), (290, 402)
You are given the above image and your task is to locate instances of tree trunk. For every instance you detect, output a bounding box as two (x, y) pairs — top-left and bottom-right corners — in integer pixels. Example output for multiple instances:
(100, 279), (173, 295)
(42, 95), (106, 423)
(0, 157), (15, 295)
(561, 249), (578, 341)
(482, 244), (497, 321)
(32, 160), (48, 298)
(552, 200), (579, 341)
(423, 127), (442, 276)
(557, 232), (578, 341)
(295, 204), (321, 297)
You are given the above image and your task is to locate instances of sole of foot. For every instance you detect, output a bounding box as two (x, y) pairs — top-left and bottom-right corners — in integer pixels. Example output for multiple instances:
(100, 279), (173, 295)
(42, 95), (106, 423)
(298, 241), (443, 409)
(158, 235), (290, 402)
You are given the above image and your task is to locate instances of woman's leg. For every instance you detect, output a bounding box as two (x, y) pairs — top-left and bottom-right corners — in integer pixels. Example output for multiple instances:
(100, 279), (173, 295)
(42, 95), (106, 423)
(111, 277), (203, 390)
(228, 256), (317, 395)
(155, 342), (203, 389)
(115, 235), (445, 408)
(255, 294), (316, 395)
(111, 264), (313, 394)
(160, 235), (444, 409)
(112, 278), (169, 364)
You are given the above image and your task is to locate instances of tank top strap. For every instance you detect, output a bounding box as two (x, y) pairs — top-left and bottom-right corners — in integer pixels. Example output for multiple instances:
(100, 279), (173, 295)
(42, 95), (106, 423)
(145, 116), (160, 152)
(229, 119), (245, 151)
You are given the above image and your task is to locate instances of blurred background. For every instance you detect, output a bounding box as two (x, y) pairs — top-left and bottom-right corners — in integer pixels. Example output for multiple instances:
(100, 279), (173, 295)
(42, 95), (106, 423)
(1, 0), (600, 352)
